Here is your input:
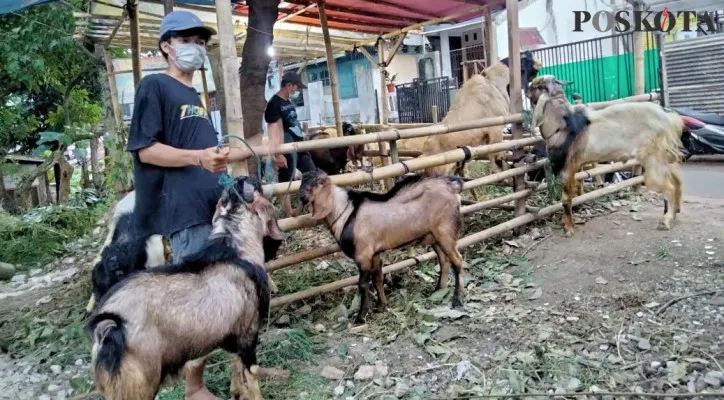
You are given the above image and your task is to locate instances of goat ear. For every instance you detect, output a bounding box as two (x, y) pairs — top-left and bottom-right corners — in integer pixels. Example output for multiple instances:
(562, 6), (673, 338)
(556, 79), (573, 86)
(309, 184), (334, 220)
(252, 194), (286, 241)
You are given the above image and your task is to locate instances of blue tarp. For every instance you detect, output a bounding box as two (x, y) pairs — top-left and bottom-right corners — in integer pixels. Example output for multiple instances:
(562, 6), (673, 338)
(0, 0), (61, 15)
(0, 0), (246, 15)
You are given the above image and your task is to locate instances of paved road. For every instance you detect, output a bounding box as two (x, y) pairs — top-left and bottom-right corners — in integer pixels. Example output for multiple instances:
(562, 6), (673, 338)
(682, 159), (724, 198)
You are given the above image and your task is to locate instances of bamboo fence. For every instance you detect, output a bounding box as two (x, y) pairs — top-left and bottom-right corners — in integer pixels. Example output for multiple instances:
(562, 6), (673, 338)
(256, 92), (660, 307)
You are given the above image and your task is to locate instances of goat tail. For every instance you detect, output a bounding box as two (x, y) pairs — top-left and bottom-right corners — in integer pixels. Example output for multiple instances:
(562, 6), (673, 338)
(87, 313), (154, 399)
(663, 111), (686, 162)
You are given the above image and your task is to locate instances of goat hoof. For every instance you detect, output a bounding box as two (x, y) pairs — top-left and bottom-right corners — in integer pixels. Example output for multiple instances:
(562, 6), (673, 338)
(451, 298), (464, 309)
(564, 230), (574, 238)
(657, 222), (671, 231)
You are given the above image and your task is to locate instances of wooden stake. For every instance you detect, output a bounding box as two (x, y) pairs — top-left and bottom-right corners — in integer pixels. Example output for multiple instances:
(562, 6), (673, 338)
(127, 0), (142, 87)
(214, 0), (247, 176)
(199, 67), (212, 128)
(483, 6), (495, 67)
(431, 105), (438, 124)
(505, 0), (527, 235)
(318, 1), (343, 137)
(103, 48), (122, 126)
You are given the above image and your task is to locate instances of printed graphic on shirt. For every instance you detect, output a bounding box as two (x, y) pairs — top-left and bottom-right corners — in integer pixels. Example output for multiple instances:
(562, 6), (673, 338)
(281, 102), (303, 138)
(180, 104), (210, 120)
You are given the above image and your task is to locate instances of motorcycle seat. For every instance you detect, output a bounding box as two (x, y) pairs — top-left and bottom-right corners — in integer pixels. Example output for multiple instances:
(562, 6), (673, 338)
(672, 107), (724, 126)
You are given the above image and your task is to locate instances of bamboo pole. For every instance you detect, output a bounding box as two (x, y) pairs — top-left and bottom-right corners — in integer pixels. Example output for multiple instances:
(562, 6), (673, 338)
(377, 39), (395, 190)
(103, 49), (122, 126)
(431, 105), (438, 124)
(127, 0), (142, 87)
(483, 7), (494, 67)
(199, 67), (212, 129)
(266, 159), (640, 272)
(631, 1), (646, 189)
(385, 33), (407, 65)
(163, 0), (173, 14)
(505, 0), (527, 235)
(214, 0), (247, 176)
(249, 93), (658, 159)
(265, 136), (541, 197)
(269, 176), (645, 307)
(317, 1), (343, 137)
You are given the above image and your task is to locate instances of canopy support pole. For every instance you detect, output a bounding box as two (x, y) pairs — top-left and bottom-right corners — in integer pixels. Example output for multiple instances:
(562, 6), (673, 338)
(215, 0), (247, 176)
(318, 0), (343, 137)
(127, 0), (142, 86)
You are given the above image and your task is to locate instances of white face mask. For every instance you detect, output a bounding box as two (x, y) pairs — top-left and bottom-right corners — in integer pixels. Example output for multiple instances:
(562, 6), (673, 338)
(171, 43), (206, 73)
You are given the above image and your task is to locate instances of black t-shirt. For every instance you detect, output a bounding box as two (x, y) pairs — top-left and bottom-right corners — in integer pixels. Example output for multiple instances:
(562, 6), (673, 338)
(264, 94), (304, 142)
(127, 73), (223, 238)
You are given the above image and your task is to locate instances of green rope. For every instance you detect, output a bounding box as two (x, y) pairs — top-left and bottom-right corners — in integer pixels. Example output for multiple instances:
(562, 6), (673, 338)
(215, 134), (297, 197)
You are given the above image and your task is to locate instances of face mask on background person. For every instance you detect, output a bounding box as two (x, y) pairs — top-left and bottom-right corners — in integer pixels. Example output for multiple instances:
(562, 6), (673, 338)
(171, 43), (206, 72)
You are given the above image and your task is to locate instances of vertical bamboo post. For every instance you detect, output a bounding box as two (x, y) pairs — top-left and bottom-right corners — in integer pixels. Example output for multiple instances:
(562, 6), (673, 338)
(103, 49), (122, 126)
(657, 32), (669, 107)
(318, 1), (343, 137)
(631, 1), (645, 187)
(127, 0), (142, 87)
(483, 6), (494, 67)
(215, 0), (247, 176)
(377, 38), (394, 190)
(163, 0), (173, 15)
(207, 48), (227, 135)
(431, 105), (438, 124)
(506, 0), (527, 235)
(199, 67), (212, 128)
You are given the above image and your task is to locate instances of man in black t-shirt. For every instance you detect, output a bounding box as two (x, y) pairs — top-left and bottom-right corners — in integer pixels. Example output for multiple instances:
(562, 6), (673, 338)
(264, 71), (316, 217)
(126, 11), (275, 400)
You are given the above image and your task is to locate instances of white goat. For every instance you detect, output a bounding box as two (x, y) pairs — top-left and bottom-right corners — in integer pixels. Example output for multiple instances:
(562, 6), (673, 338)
(528, 75), (684, 237)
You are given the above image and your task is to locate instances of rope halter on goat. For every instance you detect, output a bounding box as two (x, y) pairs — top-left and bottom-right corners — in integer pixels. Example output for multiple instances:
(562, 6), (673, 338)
(216, 134), (298, 200)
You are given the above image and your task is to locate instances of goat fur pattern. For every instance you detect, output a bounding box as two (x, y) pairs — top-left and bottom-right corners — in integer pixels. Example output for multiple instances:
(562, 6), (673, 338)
(299, 169), (466, 322)
(85, 177), (278, 400)
(529, 74), (684, 235)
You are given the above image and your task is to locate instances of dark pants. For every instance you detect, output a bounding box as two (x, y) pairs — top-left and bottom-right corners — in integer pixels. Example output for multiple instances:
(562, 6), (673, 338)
(170, 223), (212, 263)
(277, 132), (316, 182)
(277, 151), (316, 182)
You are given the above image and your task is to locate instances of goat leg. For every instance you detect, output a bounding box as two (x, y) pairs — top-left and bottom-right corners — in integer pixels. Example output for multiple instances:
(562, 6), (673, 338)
(355, 268), (373, 324)
(371, 254), (387, 312)
(431, 243), (451, 291)
(562, 168), (577, 238)
(433, 234), (465, 308)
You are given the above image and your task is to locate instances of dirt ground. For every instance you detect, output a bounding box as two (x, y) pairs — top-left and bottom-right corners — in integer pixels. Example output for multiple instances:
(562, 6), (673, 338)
(1, 188), (723, 400)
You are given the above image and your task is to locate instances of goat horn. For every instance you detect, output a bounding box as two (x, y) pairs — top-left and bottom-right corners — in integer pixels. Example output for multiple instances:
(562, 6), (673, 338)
(241, 180), (255, 203)
(556, 79), (573, 86)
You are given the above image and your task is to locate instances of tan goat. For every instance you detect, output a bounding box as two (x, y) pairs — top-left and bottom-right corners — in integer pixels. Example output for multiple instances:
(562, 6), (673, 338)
(299, 169), (466, 323)
(421, 51), (542, 177)
(528, 75), (684, 237)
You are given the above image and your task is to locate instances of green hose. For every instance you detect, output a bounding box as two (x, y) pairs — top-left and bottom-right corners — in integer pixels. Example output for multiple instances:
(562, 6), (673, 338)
(215, 134), (297, 197)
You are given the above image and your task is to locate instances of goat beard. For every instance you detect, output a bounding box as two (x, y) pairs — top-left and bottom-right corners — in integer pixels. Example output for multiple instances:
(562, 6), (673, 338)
(531, 93), (550, 131)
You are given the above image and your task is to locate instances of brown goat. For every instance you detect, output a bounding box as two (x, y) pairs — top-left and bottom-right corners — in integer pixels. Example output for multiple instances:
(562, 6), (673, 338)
(421, 51), (542, 177)
(299, 169), (466, 323)
(307, 122), (364, 174)
(528, 75), (684, 237)
(85, 176), (287, 400)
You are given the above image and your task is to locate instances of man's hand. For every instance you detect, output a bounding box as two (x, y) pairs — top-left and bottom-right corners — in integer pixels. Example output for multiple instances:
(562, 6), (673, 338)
(275, 153), (288, 169)
(199, 146), (230, 173)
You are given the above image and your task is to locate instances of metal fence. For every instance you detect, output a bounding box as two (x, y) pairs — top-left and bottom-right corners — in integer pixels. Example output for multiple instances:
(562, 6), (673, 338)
(396, 77), (454, 123)
(450, 43), (486, 89)
(529, 32), (660, 104)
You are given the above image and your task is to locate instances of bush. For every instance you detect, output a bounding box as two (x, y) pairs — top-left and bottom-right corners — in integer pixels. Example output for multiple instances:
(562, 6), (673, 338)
(0, 201), (109, 269)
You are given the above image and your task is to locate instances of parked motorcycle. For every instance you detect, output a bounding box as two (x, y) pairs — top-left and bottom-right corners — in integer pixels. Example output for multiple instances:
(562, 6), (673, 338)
(666, 107), (724, 161)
